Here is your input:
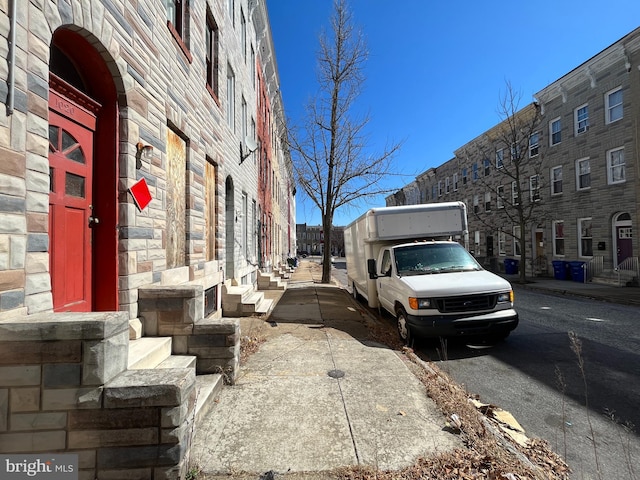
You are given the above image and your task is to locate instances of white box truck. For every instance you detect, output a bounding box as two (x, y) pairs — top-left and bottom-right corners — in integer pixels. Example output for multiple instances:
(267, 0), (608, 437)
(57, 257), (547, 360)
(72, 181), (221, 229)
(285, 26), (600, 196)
(344, 202), (518, 343)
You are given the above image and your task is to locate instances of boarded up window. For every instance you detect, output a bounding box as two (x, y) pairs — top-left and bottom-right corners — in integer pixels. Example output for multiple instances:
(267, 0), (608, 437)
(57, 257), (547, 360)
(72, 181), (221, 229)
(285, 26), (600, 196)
(205, 159), (218, 261)
(166, 129), (186, 268)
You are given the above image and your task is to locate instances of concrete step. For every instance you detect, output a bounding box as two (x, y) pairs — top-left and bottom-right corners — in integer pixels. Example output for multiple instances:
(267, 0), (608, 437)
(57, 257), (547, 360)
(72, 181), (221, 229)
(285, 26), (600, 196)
(128, 337), (172, 369)
(195, 374), (224, 424)
(156, 355), (197, 369)
(129, 318), (143, 340)
(241, 291), (265, 313)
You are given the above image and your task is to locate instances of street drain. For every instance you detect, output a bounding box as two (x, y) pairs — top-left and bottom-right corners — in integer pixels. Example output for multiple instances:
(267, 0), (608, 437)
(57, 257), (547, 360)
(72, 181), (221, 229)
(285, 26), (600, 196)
(327, 369), (345, 379)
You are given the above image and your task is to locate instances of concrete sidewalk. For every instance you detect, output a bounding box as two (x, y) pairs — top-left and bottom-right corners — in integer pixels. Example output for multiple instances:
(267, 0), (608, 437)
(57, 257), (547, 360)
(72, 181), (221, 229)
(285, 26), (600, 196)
(192, 261), (461, 478)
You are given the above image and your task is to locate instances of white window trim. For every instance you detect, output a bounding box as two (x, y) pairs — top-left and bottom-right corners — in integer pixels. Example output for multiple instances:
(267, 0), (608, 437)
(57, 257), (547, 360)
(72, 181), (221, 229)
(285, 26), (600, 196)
(513, 225), (521, 256)
(529, 174), (540, 202)
(606, 146), (625, 185)
(605, 86), (623, 124)
(445, 177), (450, 194)
(511, 181), (519, 205)
(575, 157), (591, 191)
(496, 185), (504, 209)
(498, 229), (506, 256)
(496, 148), (504, 168)
(529, 132), (539, 158)
(550, 117), (561, 146)
(550, 165), (562, 196)
(574, 103), (589, 135)
(453, 173), (458, 191)
(484, 192), (491, 212)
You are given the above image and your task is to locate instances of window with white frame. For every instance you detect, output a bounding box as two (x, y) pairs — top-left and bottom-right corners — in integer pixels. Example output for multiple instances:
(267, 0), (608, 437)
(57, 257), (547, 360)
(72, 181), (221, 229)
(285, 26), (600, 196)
(498, 230), (506, 256)
(453, 173), (458, 191)
(462, 168), (467, 184)
(496, 148), (504, 168)
(550, 165), (563, 195)
(575, 104), (589, 134)
(550, 118), (561, 146)
(529, 175), (540, 201)
(605, 87), (623, 124)
(472, 163), (478, 181)
(576, 158), (590, 190)
(432, 184), (437, 199)
(529, 132), (539, 157)
(484, 192), (491, 212)
(510, 142), (520, 161)
(606, 147), (625, 184)
(226, 64), (235, 130)
(511, 181), (519, 205)
(438, 181), (442, 197)
(578, 217), (593, 257)
(473, 194), (479, 214)
(484, 158), (490, 176)
(496, 185), (504, 208)
(445, 177), (450, 193)
(513, 225), (521, 256)
(553, 220), (565, 256)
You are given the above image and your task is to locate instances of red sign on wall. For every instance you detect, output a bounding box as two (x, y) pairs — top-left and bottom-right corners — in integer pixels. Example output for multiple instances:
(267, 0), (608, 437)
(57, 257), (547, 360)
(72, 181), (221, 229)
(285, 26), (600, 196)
(129, 178), (152, 211)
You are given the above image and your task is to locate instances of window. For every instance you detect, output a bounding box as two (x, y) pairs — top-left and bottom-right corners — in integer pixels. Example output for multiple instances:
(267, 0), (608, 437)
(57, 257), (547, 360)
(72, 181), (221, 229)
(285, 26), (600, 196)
(605, 87), (623, 124)
(484, 192), (491, 212)
(529, 175), (540, 201)
(165, 0), (191, 59)
(453, 173), (458, 191)
(227, 0), (235, 24)
(438, 181), (442, 197)
(529, 132), (539, 157)
(241, 8), (247, 61)
(550, 118), (561, 146)
(553, 221), (565, 256)
(472, 163), (478, 181)
(241, 96), (247, 139)
(511, 181), (519, 205)
(575, 104), (589, 134)
(510, 143), (520, 161)
(205, 9), (219, 98)
(496, 185), (504, 209)
(484, 158), (490, 176)
(578, 218), (593, 257)
(462, 168), (467, 185)
(473, 195), (479, 214)
(496, 149), (504, 168)
(432, 184), (437, 200)
(498, 229), (506, 256)
(576, 158), (590, 190)
(251, 45), (256, 89)
(226, 64), (235, 130)
(513, 225), (521, 256)
(550, 166), (562, 195)
(445, 177), (450, 194)
(607, 147), (625, 184)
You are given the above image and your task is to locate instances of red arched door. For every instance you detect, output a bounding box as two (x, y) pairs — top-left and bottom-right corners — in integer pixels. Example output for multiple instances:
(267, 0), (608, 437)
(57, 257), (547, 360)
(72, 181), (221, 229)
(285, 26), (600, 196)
(49, 93), (98, 312)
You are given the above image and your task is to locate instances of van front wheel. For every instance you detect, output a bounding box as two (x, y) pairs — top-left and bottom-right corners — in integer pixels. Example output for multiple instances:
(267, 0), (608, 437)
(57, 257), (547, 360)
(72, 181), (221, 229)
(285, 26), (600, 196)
(396, 308), (415, 347)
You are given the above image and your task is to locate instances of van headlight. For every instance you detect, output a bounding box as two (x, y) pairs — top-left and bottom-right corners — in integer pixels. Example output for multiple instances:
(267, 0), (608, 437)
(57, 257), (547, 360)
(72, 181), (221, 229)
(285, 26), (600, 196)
(409, 297), (433, 309)
(497, 291), (514, 303)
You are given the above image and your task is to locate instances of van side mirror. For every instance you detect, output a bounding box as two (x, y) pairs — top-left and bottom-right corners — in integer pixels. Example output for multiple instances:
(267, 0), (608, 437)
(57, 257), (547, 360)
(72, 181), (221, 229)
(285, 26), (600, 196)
(367, 258), (377, 279)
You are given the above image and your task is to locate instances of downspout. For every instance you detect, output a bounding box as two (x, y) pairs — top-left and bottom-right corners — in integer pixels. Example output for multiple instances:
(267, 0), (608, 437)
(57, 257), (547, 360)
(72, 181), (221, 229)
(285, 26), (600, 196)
(6, 0), (17, 116)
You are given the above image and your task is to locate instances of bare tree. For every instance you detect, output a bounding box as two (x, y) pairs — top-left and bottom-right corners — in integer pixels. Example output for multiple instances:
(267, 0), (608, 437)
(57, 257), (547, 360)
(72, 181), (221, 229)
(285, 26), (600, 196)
(288, 0), (402, 283)
(458, 82), (546, 283)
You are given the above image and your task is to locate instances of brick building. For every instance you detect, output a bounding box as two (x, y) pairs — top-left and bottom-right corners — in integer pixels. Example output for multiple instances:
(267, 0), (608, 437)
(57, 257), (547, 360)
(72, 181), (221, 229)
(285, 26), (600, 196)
(388, 27), (640, 284)
(0, 1), (294, 477)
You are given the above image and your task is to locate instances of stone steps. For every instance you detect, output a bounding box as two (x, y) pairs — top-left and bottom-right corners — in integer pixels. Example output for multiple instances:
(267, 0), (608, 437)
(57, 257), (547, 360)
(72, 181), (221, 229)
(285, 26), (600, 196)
(591, 269), (637, 287)
(222, 283), (276, 316)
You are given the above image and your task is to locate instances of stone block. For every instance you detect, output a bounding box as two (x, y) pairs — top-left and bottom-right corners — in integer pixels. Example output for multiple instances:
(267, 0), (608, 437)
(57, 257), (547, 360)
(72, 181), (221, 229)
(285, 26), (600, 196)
(104, 368), (195, 408)
(97, 443), (187, 468)
(41, 387), (102, 410)
(160, 266), (190, 285)
(193, 318), (238, 336)
(10, 387), (40, 412)
(0, 340), (82, 364)
(68, 427), (159, 449)
(0, 365), (40, 386)
(0, 430), (66, 453)
(43, 363), (81, 387)
(82, 329), (129, 385)
(171, 335), (187, 354)
(69, 408), (159, 430)
(10, 412), (67, 431)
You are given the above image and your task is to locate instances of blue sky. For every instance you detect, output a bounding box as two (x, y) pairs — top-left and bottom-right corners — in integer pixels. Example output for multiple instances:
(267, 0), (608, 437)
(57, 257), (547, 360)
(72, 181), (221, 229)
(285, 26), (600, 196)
(266, 0), (640, 227)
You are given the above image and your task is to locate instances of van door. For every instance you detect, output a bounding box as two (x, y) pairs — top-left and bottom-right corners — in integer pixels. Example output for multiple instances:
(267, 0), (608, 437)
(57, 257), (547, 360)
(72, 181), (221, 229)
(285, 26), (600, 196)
(376, 248), (395, 313)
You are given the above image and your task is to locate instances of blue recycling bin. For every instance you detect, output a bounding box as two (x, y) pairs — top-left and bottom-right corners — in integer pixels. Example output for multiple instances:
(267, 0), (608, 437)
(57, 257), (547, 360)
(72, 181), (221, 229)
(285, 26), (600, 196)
(552, 260), (570, 280)
(504, 258), (519, 275)
(569, 261), (586, 282)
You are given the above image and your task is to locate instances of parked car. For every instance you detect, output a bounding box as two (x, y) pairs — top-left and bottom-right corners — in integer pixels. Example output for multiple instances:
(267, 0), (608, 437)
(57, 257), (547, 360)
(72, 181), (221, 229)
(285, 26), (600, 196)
(297, 250), (308, 258)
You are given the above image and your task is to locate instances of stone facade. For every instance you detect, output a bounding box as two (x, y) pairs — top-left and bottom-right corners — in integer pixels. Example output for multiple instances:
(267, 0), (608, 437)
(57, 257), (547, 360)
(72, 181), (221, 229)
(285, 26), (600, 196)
(388, 27), (640, 279)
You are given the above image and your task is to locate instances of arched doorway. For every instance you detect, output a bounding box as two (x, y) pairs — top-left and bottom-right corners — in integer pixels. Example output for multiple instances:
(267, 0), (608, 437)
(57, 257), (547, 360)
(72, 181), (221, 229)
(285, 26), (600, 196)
(49, 29), (119, 311)
(225, 176), (235, 281)
(613, 212), (633, 266)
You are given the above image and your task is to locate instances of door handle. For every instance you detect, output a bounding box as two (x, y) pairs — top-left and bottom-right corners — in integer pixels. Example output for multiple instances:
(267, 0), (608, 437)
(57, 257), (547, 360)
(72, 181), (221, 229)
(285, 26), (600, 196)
(88, 216), (100, 227)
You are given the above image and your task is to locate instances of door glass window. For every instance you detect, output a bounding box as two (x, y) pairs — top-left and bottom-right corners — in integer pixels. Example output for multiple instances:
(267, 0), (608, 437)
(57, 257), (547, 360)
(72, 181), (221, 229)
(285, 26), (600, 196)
(65, 172), (85, 198)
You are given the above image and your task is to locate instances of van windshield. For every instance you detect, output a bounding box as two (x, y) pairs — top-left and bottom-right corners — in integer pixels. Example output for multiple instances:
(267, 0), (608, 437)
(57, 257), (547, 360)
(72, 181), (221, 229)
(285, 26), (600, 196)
(394, 243), (481, 276)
